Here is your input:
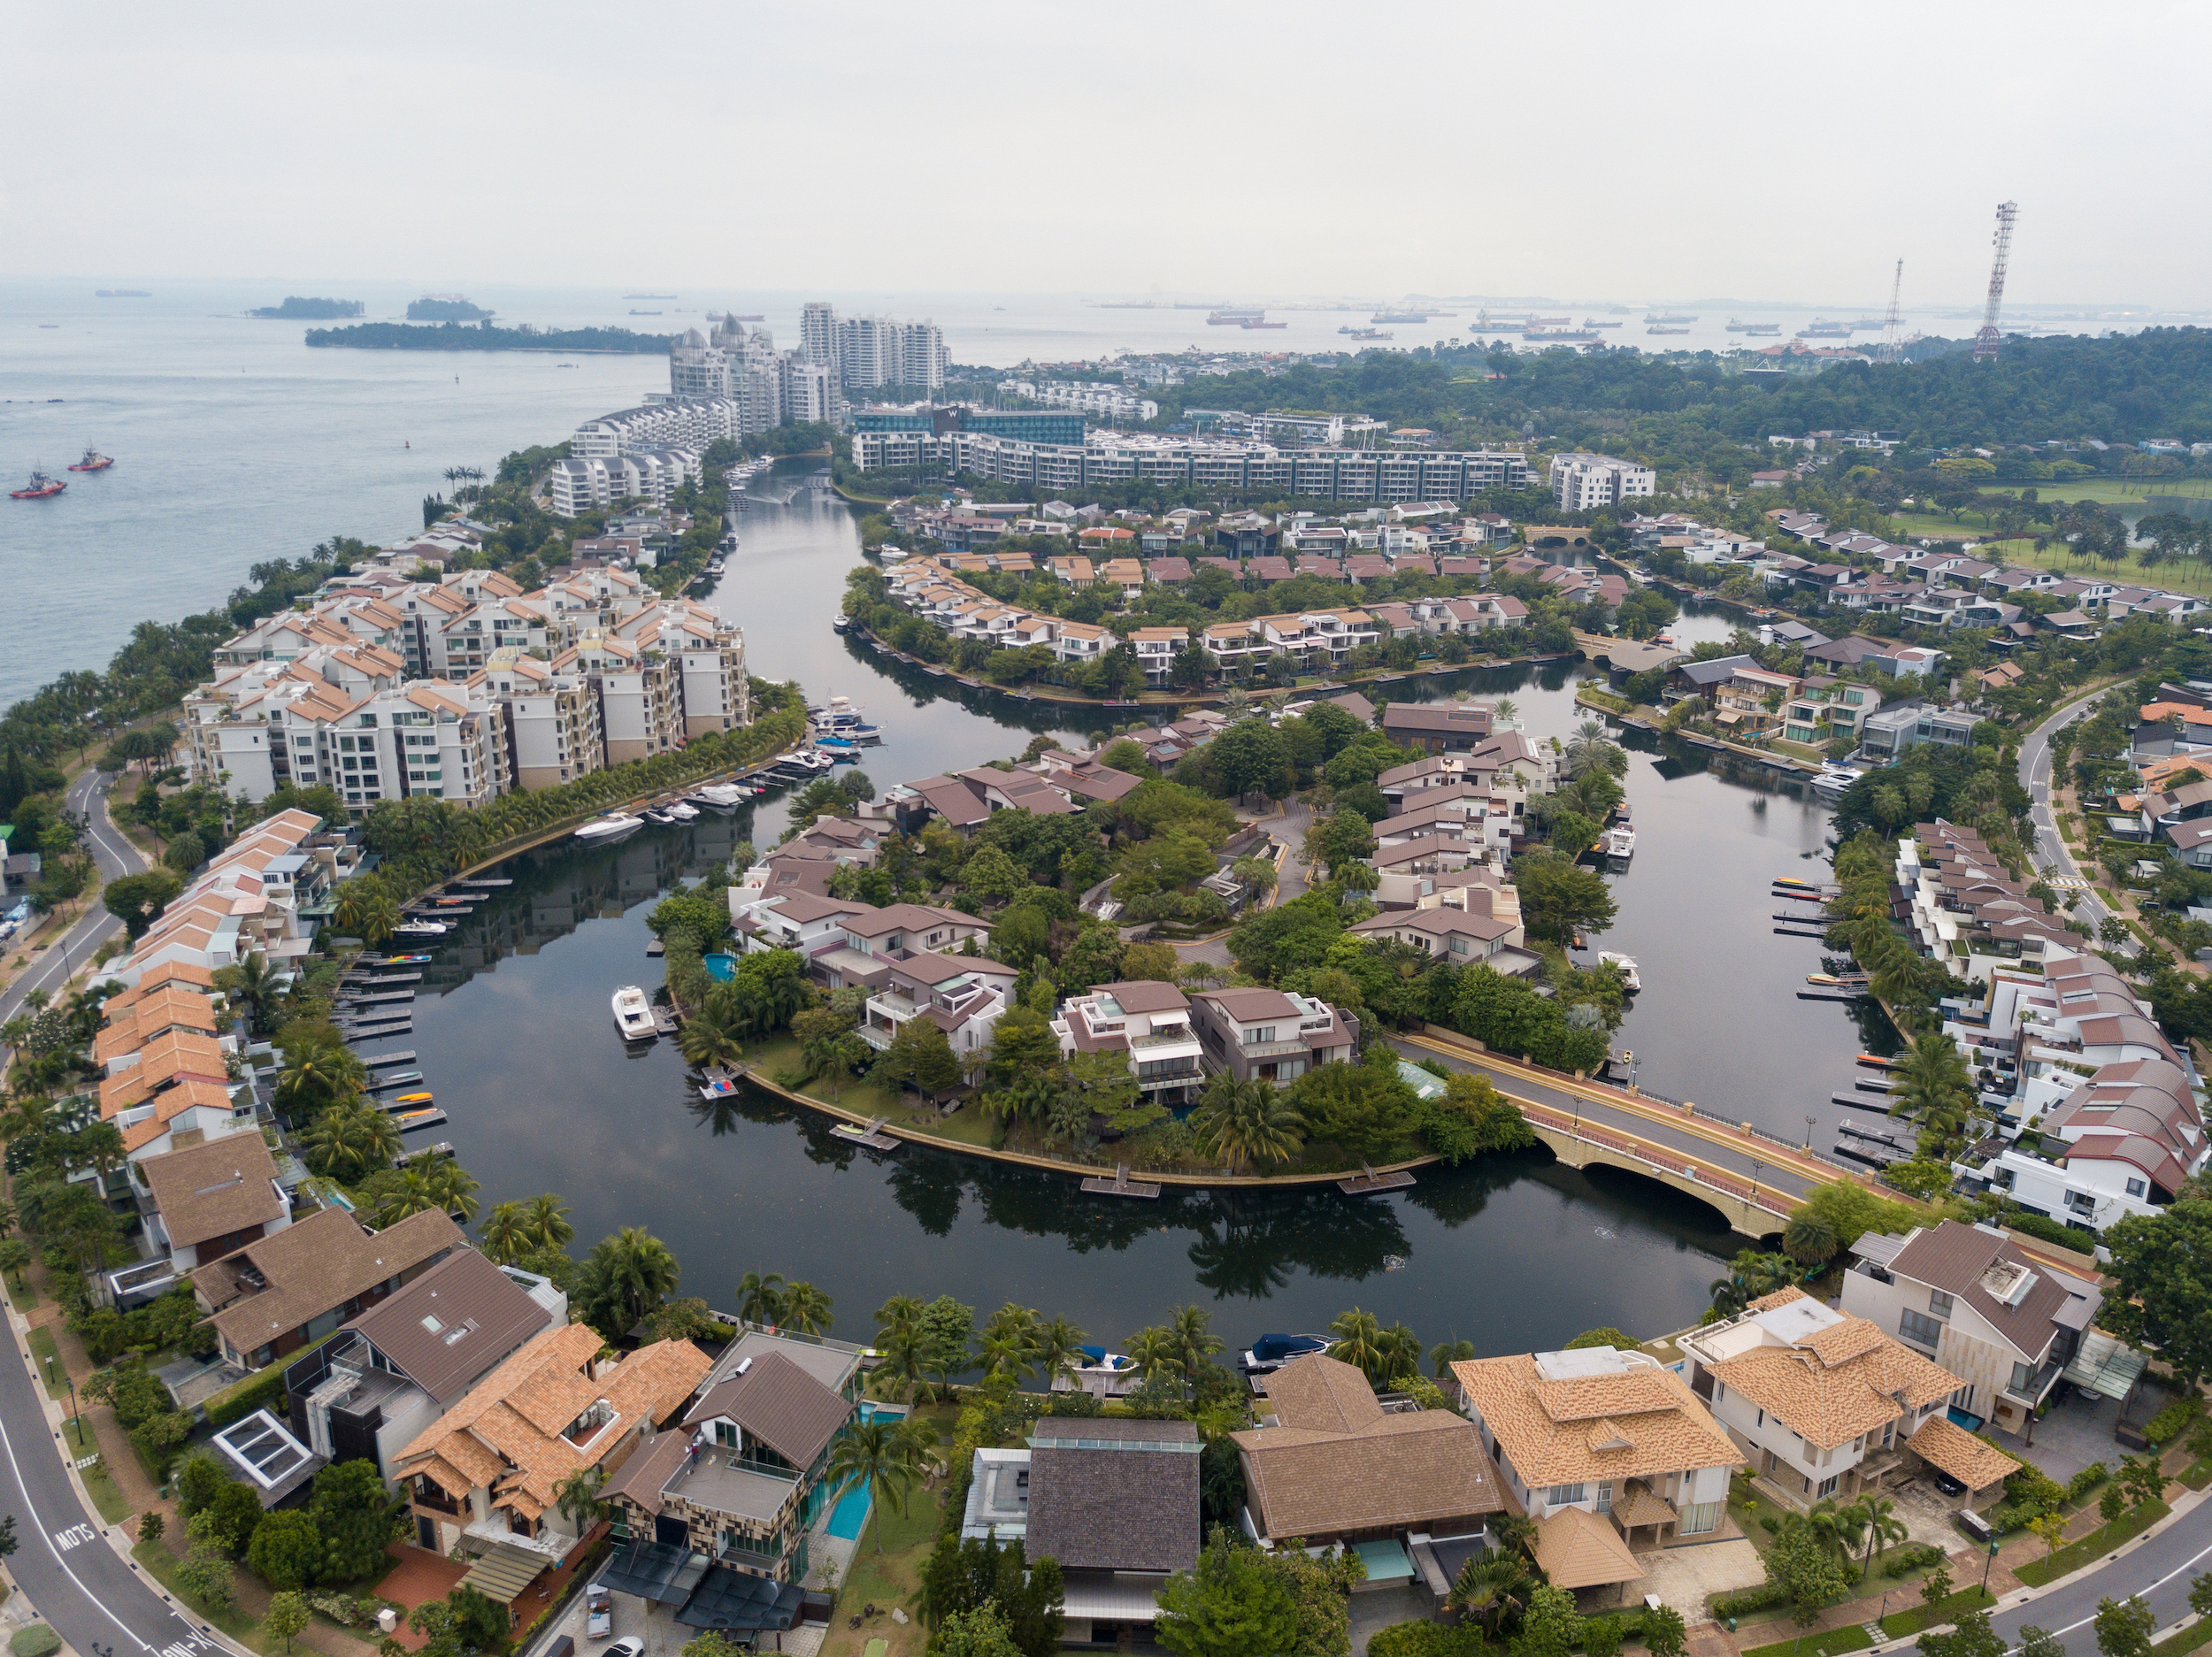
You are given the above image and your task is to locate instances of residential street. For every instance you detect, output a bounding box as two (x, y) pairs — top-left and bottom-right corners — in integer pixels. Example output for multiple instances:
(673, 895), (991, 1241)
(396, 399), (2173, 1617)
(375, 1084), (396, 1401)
(0, 767), (145, 1026)
(2017, 693), (2115, 938)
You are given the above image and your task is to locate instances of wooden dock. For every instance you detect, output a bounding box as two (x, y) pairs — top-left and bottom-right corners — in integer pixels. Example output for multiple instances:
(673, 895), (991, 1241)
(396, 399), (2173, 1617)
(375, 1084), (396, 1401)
(341, 1022), (412, 1041)
(1339, 1163), (1417, 1195)
(651, 1008), (680, 1036)
(335, 989), (416, 1007)
(391, 1107), (449, 1132)
(1079, 1163), (1161, 1200)
(360, 1050), (417, 1068)
(393, 1140), (455, 1166)
(831, 1116), (902, 1152)
(343, 971), (421, 986)
(365, 1072), (426, 1093)
(457, 878), (512, 888)
(646, 938), (664, 957)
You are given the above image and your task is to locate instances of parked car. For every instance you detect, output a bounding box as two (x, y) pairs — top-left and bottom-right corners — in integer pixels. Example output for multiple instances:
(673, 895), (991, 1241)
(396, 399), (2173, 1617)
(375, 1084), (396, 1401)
(607, 1640), (644, 1657)
(586, 1584), (612, 1640)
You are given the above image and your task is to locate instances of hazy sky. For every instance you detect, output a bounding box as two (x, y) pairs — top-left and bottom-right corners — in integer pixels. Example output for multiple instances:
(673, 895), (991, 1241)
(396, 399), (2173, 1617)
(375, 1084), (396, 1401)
(10, 0), (2207, 311)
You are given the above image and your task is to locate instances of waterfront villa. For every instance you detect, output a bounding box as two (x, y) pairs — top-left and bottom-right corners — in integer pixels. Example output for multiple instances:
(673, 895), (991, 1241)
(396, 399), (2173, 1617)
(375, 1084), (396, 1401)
(604, 1329), (864, 1588)
(1187, 987), (1359, 1084)
(1674, 1287), (1969, 1511)
(134, 1132), (294, 1272)
(1233, 1354), (1501, 1563)
(192, 1205), (465, 1372)
(109, 809), (328, 987)
(280, 1248), (570, 1491)
(394, 1322), (712, 1564)
(1452, 1345), (1739, 1602)
(1052, 980), (1207, 1109)
(959, 1418), (1202, 1647)
(1379, 703), (1494, 756)
(1841, 1221), (2103, 1442)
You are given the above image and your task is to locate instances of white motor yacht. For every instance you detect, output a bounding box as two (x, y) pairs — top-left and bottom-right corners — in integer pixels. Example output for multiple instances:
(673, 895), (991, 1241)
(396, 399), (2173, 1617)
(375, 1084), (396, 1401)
(612, 986), (657, 1041)
(575, 813), (643, 844)
(692, 784), (747, 810)
(663, 801), (699, 821)
(1810, 764), (1859, 802)
(1597, 951), (1643, 992)
(1601, 825), (1636, 859)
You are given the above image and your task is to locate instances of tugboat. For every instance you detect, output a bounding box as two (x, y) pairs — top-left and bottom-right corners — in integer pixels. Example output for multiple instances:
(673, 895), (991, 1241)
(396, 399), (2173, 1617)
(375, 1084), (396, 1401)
(68, 448), (113, 473)
(9, 469), (65, 500)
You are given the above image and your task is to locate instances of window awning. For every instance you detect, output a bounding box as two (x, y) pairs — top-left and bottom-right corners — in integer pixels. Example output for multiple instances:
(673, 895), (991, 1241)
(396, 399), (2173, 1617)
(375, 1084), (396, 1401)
(2062, 1331), (2147, 1400)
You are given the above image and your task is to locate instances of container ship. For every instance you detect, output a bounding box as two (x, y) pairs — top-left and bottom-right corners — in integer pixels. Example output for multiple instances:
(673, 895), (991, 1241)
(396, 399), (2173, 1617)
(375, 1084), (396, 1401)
(1646, 326), (1692, 335)
(1526, 315), (1571, 327)
(1207, 309), (1265, 325)
(1582, 318), (1624, 328)
(1726, 318), (1782, 334)
(1647, 312), (1699, 324)
(1240, 318), (1287, 329)
(1346, 329), (1393, 341)
(1797, 318), (1854, 338)
(1371, 310), (1428, 324)
(10, 469), (65, 500)
(68, 448), (113, 472)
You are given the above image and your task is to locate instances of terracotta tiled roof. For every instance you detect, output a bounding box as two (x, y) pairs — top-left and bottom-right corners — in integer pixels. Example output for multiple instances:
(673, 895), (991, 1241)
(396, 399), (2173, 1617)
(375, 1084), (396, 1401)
(1908, 1415), (2020, 1493)
(1452, 1355), (1740, 1487)
(1707, 1318), (1959, 1450)
(1533, 1503), (1646, 1589)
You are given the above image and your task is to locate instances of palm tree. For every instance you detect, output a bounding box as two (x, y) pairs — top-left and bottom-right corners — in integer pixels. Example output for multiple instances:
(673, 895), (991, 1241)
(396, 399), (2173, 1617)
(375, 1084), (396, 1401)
(480, 1201), (533, 1265)
(373, 1169), (446, 1226)
(1782, 1210), (1839, 1267)
(216, 952), (280, 1038)
(1033, 1315), (1087, 1392)
(594, 1228), (681, 1331)
(276, 1044), (366, 1116)
(1891, 1030), (1973, 1124)
(1430, 1338), (1476, 1378)
(552, 1463), (606, 1534)
(1166, 1304), (1222, 1379)
(423, 1159), (481, 1223)
(737, 1270), (787, 1327)
(822, 1420), (926, 1553)
(1806, 1498), (1867, 1567)
(358, 893), (401, 947)
(1326, 1308), (1387, 1384)
(1853, 1496), (1909, 1578)
(523, 1193), (574, 1252)
(979, 1303), (1041, 1385)
(1190, 1075), (1305, 1174)
(781, 1280), (834, 1335)
(874, 1320), (936, 1407)
(1452, 1554), (1533, 1634)
(302, 1101), (401, 1179)
(1125, 1325), (1184, 1385)
(677, 1001), (746, 1071)
(1709, 1274), (1750, 1319)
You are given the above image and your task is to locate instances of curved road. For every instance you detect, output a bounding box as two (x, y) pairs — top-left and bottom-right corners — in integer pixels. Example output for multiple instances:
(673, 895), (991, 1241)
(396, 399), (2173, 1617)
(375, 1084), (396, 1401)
(0, 772), (232, 1648)
(2017, 692), (2116, 939)
(0, 765), (146, 1026)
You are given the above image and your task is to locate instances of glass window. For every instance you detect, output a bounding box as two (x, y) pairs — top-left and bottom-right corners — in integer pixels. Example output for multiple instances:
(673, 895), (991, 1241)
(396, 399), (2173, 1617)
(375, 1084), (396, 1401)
(1678, 1500), (1722, 1537)
(1544, 1484), (1586, 1507)
(1927, 1291), (1955, 1320)
(1595, 1483), (1612, 1514)
(1899, 1308), (1944, 1349)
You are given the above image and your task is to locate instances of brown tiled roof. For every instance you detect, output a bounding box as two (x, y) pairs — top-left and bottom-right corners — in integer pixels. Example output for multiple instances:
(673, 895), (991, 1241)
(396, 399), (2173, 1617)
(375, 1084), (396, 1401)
(1908, 1415), (2020, 1493)
(1026, 1425), (1201, 1574)
(346, 1248), (560, 1407)
(1090, 979), (1189, 1013)
(1534, 1504), (1646, 1589)
(681, 1350), (850, 1469)
(1707, 1319), (1959, 1450)
(1452, 1355), (1740, 1487)
(1232, 1354), (1501, 1538)
(1886, 1222), (2084, 1361)
(602, 1427), (690, 1516)
(138, 1132), (286, 1249)
(196, 1206), (465, 1352)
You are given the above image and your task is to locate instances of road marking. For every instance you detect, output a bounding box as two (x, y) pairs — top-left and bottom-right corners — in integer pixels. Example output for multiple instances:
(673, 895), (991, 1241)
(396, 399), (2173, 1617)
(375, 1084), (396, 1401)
(51, 1523), (95, 1550)
(0, 1392), (170, 1653)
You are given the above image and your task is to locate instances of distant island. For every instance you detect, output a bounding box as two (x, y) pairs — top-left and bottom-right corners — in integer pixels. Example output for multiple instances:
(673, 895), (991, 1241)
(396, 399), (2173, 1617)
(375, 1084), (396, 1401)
(95, 288), (150, 298)
(408, 295), (493, 322)
(303, 320), (675, 353)
(250, 296), (365, 319)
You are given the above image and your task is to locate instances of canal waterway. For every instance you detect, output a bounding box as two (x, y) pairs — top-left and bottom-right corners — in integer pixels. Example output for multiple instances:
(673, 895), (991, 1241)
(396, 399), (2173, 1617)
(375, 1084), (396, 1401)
(386, 462), (1883, 1354)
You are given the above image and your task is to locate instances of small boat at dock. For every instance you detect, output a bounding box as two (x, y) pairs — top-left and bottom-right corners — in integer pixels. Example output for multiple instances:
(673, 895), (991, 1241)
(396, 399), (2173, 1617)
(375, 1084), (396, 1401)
(394, 920), (448, 938)
(1807, 973), (1841, 986)
(1597, 951), (1642, 992)
(1241, 1332), (1332, 1376)
(575, 813), (643, 844)
(612, 985), (657, 1041)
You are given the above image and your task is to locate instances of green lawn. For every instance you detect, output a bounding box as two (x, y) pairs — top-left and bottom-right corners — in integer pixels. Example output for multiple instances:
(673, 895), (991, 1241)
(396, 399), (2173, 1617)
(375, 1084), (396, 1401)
(26, 1327), (65, 1398)
(5, 1273), (38, 1312)
(1878, 1584), (1997, 1638)
(823, 1489), (944, 1657)
(2155, 1616), (2212, 1654)
(76, 1444), (131, 1524)
(2014, 1500), (2170, 1585)
(132, 1538), (265, 1649)
(1741, 1627), (1874, 1657)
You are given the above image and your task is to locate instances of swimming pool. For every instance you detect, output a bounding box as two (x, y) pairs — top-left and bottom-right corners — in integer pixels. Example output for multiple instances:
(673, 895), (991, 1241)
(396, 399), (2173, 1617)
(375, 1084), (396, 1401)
(826, 1481), (872, 1540)
(856, 1402), (906, 1425)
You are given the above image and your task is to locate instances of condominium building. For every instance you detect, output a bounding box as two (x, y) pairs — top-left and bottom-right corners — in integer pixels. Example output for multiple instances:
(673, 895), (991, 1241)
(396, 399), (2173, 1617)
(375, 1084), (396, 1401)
(850, 429), (1531, 503)
(998, 380), (1160, 424)
(474, 648), (605, 791)
(1548, 452), (1657, 511)
(562, 632), (681, 767)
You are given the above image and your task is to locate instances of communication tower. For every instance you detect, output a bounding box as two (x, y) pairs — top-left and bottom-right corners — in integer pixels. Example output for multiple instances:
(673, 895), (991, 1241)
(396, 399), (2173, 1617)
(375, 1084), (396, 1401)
(1971, 202), (2018, 363)
(1878, 260), (1906, 364)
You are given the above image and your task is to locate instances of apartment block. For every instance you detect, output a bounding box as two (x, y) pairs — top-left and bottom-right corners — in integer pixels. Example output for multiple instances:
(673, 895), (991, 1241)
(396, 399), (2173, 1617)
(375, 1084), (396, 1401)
(1548, 452), (1657, 510)
(474, 648), (606, 791)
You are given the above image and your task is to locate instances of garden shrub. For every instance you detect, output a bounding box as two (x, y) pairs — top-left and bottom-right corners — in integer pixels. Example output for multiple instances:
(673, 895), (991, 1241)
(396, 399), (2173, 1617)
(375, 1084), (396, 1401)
(2067, 1462), (2110, 1501)
(8, 1628), (59, 1657)
(2144, 1392), (2203, 1447)
(1367, 1623), (1487, 1657)
(1711, 1582), (1790, 1619)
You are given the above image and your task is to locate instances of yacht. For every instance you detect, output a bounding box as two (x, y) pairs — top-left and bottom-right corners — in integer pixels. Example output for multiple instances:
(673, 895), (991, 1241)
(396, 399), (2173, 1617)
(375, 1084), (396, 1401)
(809, 696), (865, 733)
(394, 920), (448, 939)
(574, 813), (643, 844)
(612, 986), (657, 1041)
(662, 801), (699, 821)
(1601, 825), (1636, 859)
(1597, 951), (1642, 993)
(1241, 1333), (1333, 1376)
(1810, 764), (1859, 802)
(691, 783), (748, 810)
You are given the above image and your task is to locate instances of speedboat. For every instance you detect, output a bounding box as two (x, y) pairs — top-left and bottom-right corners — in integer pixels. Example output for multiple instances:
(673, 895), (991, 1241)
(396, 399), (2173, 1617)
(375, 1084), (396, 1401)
(373, 953), (434, 966)
(815, 735), (857, 751)
(612, 986), (657, 1041)
(663, 802), (699, 821)
(575, 813), (643, 843)
(395, 921), (448, 938)
(691, 783), (747, 810)
(1597, 951), (1642, 992)
(393, 1091), (434, 1106)
(1807, 972), (1842, 987)
(818, 747), (857, 764)
(849, 722), (882, 741)
(1241, 1333), (1332, 1376)
(641, 809), (673, 825)
(1810, 764), (1858, 802)
(1056, 1346), (1143, 1398)
(1601, 825), (1635, 859)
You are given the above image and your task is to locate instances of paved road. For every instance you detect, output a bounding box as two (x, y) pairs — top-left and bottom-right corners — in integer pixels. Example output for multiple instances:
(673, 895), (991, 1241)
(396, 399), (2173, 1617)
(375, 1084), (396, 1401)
(1386, 1031), (1832, 1213)
(1896, 1492), (2210, 1656)
(0, 1313), (231, 1654)
(2016, 692), (2116, 940)
(0, 767), (145, 1025)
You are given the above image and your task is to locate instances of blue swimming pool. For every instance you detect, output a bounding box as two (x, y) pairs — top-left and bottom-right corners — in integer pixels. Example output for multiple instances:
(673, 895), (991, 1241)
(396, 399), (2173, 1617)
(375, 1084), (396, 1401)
(826, 1481), (872, 1540)
(856, 1402), (906, 1425)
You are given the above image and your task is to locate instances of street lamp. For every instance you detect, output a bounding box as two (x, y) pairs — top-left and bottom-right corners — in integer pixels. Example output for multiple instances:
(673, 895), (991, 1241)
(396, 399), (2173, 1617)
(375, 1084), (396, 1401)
(1979, 1536), (2000, 1594)
(1804, 1114), (1816, 1149)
